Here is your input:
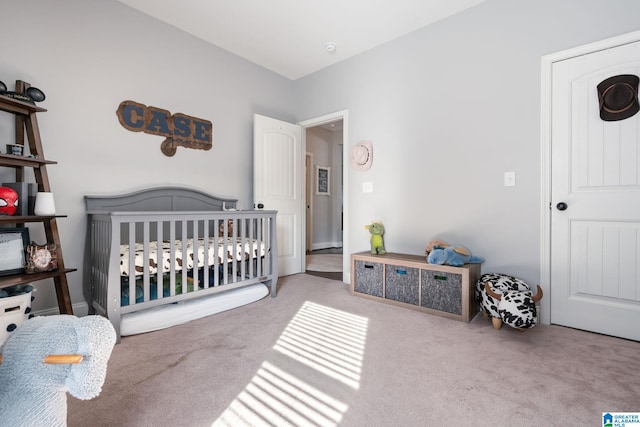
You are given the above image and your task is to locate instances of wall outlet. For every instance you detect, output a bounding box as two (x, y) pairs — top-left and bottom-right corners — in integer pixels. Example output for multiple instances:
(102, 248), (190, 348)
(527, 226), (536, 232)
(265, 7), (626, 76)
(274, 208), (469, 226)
(363, 182), (373, 193)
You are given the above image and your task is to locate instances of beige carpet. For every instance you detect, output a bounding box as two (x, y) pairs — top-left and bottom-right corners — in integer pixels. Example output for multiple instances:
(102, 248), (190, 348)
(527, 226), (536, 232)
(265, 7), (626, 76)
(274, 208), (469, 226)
(306, 254), (343, 272)
(67, 274), (640, 427)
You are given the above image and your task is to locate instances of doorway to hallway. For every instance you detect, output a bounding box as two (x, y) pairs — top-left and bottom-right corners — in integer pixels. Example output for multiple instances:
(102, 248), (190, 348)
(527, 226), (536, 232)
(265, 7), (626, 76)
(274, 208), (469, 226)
(300, 110), (349, 283)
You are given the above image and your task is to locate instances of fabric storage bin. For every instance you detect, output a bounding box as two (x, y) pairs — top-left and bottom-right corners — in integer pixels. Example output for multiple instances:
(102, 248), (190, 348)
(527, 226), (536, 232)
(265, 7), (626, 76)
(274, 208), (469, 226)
(385, 264), (419, 305)
(0, 290), (33, 345)
(421, 270), (463, 315)
(354, 259), (383, 297)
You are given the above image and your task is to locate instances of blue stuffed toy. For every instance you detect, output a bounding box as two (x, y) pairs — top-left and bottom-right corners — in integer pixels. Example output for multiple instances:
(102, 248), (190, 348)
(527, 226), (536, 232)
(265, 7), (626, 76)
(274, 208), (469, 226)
(0, 315), (116, 427)
(426, 241), (483, 267)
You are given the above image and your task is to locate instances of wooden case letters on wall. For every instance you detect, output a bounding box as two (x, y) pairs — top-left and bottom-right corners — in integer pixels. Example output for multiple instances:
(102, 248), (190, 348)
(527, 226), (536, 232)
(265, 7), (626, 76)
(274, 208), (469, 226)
(116, 100), (213, 157)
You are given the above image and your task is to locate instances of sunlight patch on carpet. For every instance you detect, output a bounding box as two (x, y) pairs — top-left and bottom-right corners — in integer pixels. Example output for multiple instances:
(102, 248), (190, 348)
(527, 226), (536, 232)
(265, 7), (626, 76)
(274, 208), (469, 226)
(212, 302), (368, 427)
(212, 362), (348, 427)
(273, 301), (367, 389)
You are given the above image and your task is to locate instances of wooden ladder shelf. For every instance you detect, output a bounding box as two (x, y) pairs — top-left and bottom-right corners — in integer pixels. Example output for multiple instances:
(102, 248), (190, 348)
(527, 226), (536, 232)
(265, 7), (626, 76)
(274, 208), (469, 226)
(0, 80), (74, 314)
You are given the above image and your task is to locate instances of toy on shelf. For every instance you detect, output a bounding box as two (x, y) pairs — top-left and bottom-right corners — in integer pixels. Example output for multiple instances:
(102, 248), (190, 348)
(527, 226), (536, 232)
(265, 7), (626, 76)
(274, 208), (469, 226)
(365, 221), (386, 254)
(0, 80), (46, 104)
(0, 186), (19, 215)
(425, 240), (483, 267)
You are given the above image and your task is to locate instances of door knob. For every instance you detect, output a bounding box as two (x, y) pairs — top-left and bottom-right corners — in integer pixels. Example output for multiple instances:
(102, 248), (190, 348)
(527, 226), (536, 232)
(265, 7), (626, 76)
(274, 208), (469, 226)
(556, 202), (568, 211)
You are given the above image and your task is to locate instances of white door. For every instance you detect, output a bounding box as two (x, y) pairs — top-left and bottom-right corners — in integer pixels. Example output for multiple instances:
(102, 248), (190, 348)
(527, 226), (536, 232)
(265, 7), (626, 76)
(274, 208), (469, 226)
(550, 40), (640, 341)
(254, 114), (304, 276)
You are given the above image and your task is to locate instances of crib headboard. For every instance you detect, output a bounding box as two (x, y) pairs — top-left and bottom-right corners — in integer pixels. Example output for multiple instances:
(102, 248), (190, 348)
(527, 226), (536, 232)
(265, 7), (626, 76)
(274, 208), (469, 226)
(85, 187), (237, 213)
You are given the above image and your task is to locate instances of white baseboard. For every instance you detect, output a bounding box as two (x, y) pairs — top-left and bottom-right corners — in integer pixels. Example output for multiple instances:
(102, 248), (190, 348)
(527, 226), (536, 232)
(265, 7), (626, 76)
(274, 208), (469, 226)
(311, 241), (343, 251)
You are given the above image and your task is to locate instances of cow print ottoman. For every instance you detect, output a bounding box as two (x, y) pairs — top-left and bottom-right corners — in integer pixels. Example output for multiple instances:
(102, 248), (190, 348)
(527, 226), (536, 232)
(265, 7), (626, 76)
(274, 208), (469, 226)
(475, 273), (543, 331)
(475, 273), (531, 318)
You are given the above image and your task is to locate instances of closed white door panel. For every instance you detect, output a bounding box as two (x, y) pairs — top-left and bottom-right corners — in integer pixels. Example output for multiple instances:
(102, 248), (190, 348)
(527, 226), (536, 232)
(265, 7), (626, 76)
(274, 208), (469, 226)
(551, 40), (640, 341)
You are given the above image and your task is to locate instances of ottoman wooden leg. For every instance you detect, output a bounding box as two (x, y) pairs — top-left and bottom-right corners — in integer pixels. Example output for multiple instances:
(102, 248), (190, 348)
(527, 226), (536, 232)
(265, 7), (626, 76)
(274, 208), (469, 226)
(491, 317), (503, 330)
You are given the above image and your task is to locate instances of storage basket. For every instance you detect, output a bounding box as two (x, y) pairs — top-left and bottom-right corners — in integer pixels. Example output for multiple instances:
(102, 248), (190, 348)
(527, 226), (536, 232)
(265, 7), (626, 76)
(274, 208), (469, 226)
(0, 290), (33, 345)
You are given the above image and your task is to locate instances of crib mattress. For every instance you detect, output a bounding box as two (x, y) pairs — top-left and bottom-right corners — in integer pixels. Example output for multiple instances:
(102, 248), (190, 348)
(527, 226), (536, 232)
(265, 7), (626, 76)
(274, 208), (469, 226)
(120, 237), (266, 277)
(120, 283), (269, 336)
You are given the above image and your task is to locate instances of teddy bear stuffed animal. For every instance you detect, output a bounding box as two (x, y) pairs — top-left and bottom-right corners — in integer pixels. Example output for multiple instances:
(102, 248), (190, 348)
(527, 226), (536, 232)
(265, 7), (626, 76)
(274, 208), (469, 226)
(425, 239), (449, 255)
(0, 315), (116, 427)
(218, 219), (234, 237)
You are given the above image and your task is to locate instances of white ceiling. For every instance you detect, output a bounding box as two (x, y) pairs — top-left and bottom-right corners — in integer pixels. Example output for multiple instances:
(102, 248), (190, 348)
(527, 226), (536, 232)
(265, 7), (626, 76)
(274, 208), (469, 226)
(117, 0), (486, 80)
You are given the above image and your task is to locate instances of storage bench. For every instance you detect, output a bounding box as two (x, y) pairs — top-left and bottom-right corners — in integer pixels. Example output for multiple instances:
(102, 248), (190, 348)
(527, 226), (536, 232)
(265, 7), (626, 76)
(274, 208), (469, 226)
(350, 252), (481, 322)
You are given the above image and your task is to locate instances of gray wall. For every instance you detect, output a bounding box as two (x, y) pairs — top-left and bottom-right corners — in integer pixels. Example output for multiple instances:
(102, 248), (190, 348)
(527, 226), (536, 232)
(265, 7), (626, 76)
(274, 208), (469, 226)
(294, 0), (640, 294)
(0, 0), (295, 313)
(2, 0), (640, 315)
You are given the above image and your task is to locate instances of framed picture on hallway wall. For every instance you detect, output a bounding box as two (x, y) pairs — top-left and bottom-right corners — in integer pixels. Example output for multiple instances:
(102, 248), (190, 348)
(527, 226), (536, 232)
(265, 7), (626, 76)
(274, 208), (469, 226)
(316, 165), (330, 196)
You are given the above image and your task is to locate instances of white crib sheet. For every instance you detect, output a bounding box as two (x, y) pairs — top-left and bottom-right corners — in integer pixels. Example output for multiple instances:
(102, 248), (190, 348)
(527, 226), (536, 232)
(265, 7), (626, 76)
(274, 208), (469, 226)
(120, 237), (266, 277)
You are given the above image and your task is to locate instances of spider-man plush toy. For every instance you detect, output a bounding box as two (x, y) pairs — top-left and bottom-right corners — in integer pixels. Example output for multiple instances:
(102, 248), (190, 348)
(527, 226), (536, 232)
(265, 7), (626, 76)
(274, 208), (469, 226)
(0, 187), (19, 215)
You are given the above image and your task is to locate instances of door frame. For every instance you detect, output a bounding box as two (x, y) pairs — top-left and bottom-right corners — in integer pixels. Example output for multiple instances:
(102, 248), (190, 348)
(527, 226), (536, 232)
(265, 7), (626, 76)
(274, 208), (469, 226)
(540, 29), (640, 326)
(305, 152), (314, 253)
(299, 110), (349, 282)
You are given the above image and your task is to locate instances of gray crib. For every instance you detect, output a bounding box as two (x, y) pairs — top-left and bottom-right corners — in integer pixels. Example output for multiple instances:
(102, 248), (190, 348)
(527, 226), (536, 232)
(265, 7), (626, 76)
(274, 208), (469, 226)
(84, 187), (278, 341)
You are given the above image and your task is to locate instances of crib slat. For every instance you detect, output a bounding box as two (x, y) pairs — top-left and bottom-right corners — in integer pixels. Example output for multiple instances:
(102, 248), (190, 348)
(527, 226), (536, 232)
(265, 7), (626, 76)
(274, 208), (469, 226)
(257, 217), (264, 278)
(233, 217), (239, 283)
(156, 221), (163, 298)
(142, 221), (151, 303)
(239, 218), (246, 281)
(213, 219), (219, 286)
(169, 220), (176, 294)
(127, 224), (136, 306)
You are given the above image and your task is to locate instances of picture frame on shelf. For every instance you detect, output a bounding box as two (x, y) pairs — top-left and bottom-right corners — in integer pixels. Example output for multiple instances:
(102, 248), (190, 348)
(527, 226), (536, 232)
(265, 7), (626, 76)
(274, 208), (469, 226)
(0, 227), (30, 276)
(316, 165), (330, 196)
(25, 241), (58, 274)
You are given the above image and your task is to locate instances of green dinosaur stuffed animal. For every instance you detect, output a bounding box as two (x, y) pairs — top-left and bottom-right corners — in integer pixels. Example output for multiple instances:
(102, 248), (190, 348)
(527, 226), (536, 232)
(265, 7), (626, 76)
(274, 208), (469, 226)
(365, 221), (386, 254)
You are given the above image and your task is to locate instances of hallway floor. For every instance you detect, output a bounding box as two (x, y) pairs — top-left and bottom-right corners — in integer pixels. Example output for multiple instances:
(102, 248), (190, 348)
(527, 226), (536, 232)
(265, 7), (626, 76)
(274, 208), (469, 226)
(305, 247), (343, 281)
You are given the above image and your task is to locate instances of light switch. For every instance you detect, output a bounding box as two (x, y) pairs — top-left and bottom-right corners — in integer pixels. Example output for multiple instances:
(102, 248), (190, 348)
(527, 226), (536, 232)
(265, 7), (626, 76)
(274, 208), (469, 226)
(504, 171), (516, 187)
(363, 182), (373, 193)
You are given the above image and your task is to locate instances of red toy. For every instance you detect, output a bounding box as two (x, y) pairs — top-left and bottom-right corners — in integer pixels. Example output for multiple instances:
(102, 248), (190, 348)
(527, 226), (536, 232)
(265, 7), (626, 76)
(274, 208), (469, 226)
(0, 187), (19, 215)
